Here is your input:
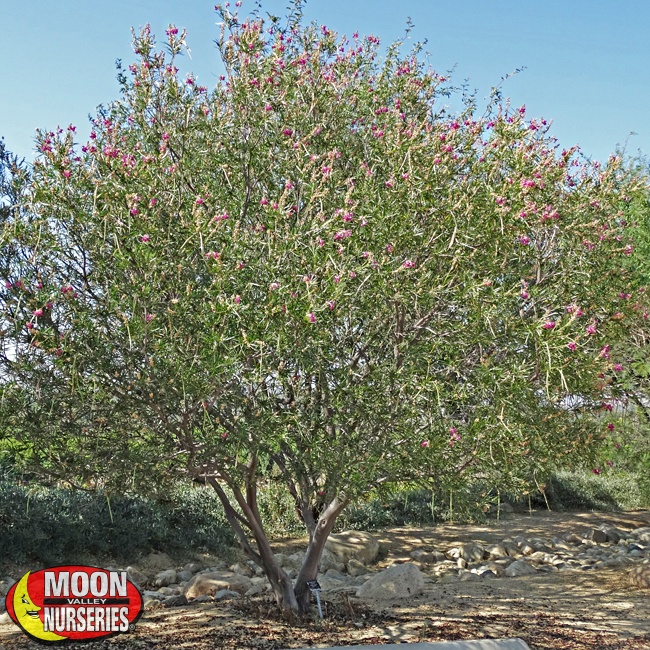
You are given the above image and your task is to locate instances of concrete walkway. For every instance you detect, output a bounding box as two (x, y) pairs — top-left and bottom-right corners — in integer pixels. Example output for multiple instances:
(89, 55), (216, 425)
(291, 640), (531, 650)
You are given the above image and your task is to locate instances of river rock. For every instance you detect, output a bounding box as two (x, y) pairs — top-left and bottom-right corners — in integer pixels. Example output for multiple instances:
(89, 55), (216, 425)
(356, 562), (424, 600)
(486, 543), (508, 559)
(162, 594), (188, 607)
(282, 551), (306, 571)
(505, 560), (537, 577)
(587, 528), (608, 544)
(320, 548), (346, 572)
(176, 570), (194, 583)
(326, 530), (380, 565)
(126, 567), (148, 588)
(459, 542), (486, 562)
(183, 571), (252, 599)
(154, 569), (177, 588)
(229, 562), (254, 577)
(631, 527), (650, 542)
(347, 558), (370, 576)
(410, 550), (435, 564)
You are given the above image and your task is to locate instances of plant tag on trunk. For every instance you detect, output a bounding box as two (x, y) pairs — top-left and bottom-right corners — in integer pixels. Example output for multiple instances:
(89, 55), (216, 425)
(306, 580), (321, 591)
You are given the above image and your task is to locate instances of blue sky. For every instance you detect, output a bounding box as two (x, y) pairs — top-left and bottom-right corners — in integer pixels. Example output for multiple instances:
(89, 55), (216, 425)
(2, 1), (648, 163)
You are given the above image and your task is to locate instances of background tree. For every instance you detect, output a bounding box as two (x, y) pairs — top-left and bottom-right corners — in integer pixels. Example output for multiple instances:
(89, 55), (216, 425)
(1, 3), (648, 613)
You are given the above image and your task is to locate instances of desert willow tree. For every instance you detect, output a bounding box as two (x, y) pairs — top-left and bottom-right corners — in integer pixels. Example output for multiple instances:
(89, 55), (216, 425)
(1, 3), (648, 612)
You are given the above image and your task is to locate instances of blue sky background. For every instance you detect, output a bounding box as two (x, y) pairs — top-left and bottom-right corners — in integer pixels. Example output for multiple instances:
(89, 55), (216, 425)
(2, 1), (648, 163)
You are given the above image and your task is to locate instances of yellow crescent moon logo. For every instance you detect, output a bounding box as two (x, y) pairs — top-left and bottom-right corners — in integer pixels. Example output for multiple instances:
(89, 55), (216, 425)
(12, 571), (66, 642)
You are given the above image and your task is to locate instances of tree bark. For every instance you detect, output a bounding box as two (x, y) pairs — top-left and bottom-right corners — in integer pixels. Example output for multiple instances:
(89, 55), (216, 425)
(293, 496), (347, 612)
(202, 465), (347, 614)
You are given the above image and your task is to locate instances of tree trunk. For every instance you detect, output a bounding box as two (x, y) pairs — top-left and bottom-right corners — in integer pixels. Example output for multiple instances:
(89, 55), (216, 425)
(294, 496), (347, 612)
(204, 470), (347, 614)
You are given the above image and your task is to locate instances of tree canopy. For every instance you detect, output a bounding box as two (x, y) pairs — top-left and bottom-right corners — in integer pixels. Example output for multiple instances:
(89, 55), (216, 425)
(1, 3), (648, 612)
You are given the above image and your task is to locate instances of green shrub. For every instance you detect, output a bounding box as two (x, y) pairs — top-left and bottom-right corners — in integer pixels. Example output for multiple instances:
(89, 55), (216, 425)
(0, 478), (233, 568)
(529, 469), (650, 511)
(338, 485), (490, 531)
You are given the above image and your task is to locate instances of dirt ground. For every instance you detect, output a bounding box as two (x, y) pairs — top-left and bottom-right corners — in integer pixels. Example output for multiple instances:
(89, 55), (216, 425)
(2, 509), (649, 650)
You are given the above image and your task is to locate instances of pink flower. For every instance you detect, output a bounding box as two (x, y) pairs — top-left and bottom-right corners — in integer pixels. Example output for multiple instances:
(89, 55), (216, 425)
(282, 128), (293, 137)
(606, 460), (614, 468)
(308, 312), (316, 323)
(602, 403), (613, 411)
(349, 271), (356, 278)
(206, 251), (220, 260)
(586, 323), (597, 335)
(607, 422), (615, 431)
(520, 291), (529, 300)
(420, 440), (430, 448)
(402, 260), (415, 268)
(145, 313), (155, 322)
(196, 197), (204, 205)
(328, 301), (335, 310)
(613, 363), (623, 372)
(260, 197), (269, 206)
(333, 275), (341, 283)
(140, 235), (150, 242)
(598, 345), (610, 359)
(269, 282), (280, 291)
(623, 245), (633, 256)
(517, 235), (530, 246)
(386, 243), (394, 253)
(26, 322), (34, 330)
(449, 428), (461, 446)
(149, 198), (158, 207)
(567, 342), (577, 351)
(592, 468), (601, 475)
(62, 170), (71, 179)
(130, 208), (139, 216)
(542, 321), (556, 330)
(234, 295), (241, 304)
(162, 133), (170, 141)
(33, 309), (43, 317)
(318, 238), (325, 247)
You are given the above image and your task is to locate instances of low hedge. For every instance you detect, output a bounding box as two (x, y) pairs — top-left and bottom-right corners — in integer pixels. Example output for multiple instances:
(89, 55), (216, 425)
(0, 478), (233, 567)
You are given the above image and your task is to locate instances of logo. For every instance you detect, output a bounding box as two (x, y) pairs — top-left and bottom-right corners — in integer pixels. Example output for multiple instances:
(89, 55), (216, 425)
(5, 566), (143, 643)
